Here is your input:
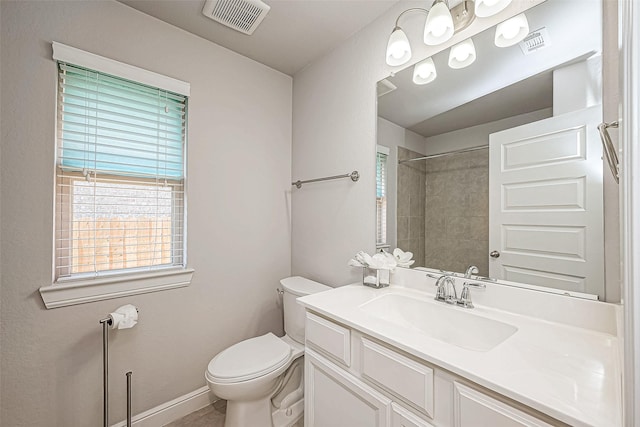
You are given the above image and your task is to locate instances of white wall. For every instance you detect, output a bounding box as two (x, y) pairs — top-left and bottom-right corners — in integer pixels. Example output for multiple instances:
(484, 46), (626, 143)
(553, 56), (603, 116)
(0, 1), (292, 425)
(376, 117), (426, 250)
(424, 109), (553, 153)
(291, 1), (543, 286)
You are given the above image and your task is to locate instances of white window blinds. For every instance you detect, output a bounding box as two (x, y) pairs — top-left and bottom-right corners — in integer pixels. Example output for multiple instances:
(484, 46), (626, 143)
(376, 149), (388, 246)
(55, 62), (187, 280)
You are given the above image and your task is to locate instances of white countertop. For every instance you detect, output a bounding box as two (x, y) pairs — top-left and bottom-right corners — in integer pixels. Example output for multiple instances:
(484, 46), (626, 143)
(298, 283), (622, 427)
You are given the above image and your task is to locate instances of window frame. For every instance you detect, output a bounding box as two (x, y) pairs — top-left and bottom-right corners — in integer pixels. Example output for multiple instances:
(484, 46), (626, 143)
(39, 42), (193, 309)
(54, 171), (186, 281)
(376, 145), (390, 249)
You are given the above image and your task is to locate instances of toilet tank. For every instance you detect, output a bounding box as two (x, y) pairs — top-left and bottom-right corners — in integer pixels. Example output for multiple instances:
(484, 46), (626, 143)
(281, 276), (331, 344)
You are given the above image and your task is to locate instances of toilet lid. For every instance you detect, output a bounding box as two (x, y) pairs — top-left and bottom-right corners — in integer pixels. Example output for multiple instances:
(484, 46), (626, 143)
(206, 333), (291, 383)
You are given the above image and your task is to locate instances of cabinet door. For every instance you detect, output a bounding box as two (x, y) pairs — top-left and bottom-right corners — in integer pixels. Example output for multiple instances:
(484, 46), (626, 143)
(305, 349), (391, 427)
(454, 382), (553, 427)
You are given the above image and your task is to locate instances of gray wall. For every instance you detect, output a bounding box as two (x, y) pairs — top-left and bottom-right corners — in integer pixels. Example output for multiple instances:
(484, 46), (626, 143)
(0, 1), (292, 425)
(397, 147), (426, 267)
(291, 1), (535, 286)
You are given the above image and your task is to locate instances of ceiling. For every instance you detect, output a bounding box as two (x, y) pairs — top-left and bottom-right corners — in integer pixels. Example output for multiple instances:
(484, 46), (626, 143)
(377, 0), (601, 138)
(118, 0), (400, 76)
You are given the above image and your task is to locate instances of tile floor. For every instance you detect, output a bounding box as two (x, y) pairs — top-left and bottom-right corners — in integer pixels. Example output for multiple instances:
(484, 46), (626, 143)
(164, 400), (226, 427)
(164, 399), (304, 427)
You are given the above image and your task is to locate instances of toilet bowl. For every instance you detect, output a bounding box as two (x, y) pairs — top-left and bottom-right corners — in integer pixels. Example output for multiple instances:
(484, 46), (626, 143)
(205, 277), (331, 427)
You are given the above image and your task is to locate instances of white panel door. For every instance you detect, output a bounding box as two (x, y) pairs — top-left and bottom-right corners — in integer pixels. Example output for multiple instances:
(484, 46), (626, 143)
(489, 106), (604, 298)
(305, 349), (391, 427)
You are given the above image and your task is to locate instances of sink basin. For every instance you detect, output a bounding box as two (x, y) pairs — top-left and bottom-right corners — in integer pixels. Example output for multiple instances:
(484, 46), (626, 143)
(359, 293), (518, 352)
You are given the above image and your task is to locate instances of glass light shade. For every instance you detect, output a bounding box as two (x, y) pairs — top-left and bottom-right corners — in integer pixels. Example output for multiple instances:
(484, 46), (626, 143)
(423, 1), (454, 46)
(413, 57), (437, 85)
(494, 13), (529, 47)
(475, 0), (512, 18)
(386, 27), (412, 66)
(448, 39), (476, 69)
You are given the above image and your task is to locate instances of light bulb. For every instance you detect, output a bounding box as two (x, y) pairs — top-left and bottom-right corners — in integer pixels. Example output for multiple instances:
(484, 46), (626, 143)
(501, 24), (519, 40)
(455, 49), (470, 62)
(448, 39), (476, 69)
(391, 49), (404, 59)
(475, 0), (512, 18)
(413, 57), (437, 85)
(386, 27), (412, 66)
(424, 1), (454, 45)
(429, 18), (448, 38)
(494, 13), (529, 47)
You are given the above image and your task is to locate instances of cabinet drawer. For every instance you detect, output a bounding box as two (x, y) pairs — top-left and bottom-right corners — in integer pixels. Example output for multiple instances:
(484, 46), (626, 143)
(454, 382), (554, 427)
(361, 338), (434, 417)
(392, 403), (435, 427)
(305, 312), (351, 366)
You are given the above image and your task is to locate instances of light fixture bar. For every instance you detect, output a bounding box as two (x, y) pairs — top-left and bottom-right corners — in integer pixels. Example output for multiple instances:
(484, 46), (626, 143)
(451, 1), (476, 33)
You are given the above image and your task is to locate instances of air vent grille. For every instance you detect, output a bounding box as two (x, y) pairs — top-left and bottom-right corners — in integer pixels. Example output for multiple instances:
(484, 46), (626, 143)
(519, 27), (551, 55)
(202, 0), (271, 35)
(377, 79), (397, 97)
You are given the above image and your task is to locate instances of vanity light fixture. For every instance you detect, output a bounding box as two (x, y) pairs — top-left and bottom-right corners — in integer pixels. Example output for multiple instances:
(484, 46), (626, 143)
(386, 27), (412, 66)
(448, 38), (476, 69)
(385, 1), (476, 67)
(494, 13), (529, 47)
(474, 0), (512, 18)
(423, 0), (455, 46)
(413, 57), (438, 85)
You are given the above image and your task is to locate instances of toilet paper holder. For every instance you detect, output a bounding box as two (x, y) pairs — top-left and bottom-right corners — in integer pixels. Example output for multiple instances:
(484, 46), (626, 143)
(100, 305), (139, 427)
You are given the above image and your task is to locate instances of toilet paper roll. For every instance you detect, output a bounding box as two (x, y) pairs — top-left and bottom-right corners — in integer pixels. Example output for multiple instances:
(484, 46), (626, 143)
(108, 304), (139, 330)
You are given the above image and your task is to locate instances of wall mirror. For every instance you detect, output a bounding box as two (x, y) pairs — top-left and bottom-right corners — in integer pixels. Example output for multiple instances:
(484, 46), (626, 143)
(376, 0), (607, 299)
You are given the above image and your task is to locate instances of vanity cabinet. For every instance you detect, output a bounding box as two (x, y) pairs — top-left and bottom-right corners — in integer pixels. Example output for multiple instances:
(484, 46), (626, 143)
(453, 382), (554, 427)
(304, 311), (563, 427)
(305, 350), (391, 427)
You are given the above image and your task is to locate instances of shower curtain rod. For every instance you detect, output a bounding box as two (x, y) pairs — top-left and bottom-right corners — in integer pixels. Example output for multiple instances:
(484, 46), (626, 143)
(399, 145), (488, 163)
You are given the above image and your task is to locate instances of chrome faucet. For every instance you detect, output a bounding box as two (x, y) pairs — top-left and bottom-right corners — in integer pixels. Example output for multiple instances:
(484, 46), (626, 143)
(434, 275), (457, 304)
(464, 265), (479, 279)
(429, 269), (486, 309)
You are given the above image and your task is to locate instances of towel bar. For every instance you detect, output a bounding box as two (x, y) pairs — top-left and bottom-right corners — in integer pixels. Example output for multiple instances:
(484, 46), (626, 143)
(292, 170), (359, 189)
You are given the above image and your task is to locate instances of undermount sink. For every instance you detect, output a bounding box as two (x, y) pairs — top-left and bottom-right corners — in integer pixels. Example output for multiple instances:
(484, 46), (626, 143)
(359, 293), (518, 352)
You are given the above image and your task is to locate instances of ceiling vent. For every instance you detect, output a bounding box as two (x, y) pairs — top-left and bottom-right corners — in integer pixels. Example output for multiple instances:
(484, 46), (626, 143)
(202, 0), (271, 35)
(377, 79), (397, 97)
(519, 27), (551, 55)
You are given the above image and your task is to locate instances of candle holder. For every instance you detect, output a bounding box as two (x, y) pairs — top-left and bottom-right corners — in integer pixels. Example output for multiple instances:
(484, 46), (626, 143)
(362, 267), (390, 289)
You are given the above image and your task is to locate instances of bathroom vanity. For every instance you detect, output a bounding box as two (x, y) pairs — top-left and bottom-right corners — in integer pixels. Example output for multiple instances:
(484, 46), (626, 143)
(297, 268), (622, 427)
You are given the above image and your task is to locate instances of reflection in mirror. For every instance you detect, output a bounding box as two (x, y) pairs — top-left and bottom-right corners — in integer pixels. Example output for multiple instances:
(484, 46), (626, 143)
(376, 0), (606, 299)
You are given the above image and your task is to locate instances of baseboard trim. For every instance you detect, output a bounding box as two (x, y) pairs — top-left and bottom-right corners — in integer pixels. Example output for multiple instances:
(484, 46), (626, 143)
(111, 385), (216, 427)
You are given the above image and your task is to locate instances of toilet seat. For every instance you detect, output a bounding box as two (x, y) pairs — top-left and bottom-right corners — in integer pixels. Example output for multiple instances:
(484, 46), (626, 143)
(206, 333), (291, 384)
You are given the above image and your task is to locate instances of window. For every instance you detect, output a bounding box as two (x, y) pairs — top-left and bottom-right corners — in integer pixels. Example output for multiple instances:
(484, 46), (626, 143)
(55, 63), (187, 280)
(40, 43), (193, 309)
(376, 145), (390, 248)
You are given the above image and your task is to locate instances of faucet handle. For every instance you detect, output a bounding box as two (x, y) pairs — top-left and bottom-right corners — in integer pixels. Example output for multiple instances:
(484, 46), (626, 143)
(457, 281), (485, 309)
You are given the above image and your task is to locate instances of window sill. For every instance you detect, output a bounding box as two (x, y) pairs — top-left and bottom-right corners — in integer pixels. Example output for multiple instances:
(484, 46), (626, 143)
(39, 268), (194, 309)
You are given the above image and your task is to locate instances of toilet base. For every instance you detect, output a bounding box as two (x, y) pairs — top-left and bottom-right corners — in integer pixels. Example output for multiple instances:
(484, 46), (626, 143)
(272, 397), (304, 427)
(224, 398), (273, 427)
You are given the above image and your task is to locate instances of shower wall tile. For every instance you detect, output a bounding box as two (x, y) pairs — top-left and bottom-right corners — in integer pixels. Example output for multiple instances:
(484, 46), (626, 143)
(397, 216), (409, 241)
(424, 149), (489, 276)
(397, 147), (425, 268)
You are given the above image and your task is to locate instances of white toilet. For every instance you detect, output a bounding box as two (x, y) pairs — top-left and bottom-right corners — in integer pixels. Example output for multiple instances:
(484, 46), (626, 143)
(205, 276), (331, 427)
